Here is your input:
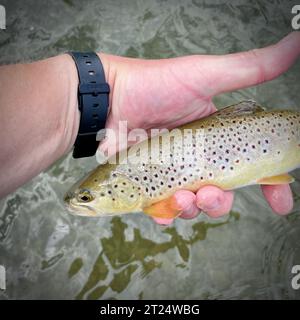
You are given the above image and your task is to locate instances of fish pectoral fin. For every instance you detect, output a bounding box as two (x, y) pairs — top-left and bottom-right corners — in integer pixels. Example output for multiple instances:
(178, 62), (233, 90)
(143, 196), (182, 219)
(257, 173), (295, 185)
(212, 100), (265, 118)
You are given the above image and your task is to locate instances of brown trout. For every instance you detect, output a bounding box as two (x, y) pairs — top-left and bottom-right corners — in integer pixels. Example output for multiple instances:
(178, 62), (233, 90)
(64, 101), (300, 219)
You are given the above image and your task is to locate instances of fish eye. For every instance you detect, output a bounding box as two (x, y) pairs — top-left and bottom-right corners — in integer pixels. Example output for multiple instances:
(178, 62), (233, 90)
(77, 190), (94, 202)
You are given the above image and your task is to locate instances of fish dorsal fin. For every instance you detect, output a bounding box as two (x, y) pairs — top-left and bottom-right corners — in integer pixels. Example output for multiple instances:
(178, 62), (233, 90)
(212, 100), (265, 118)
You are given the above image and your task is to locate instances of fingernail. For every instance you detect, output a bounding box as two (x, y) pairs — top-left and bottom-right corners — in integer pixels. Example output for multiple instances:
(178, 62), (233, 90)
(180, 206), (199, 219)
(199, 198), (221, 212)
(174, 190), (196, 210)
(152, 217), (174, 225)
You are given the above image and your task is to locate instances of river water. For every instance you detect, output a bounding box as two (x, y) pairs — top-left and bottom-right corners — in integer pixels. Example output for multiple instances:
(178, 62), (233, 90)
(0, 0), (300, 299)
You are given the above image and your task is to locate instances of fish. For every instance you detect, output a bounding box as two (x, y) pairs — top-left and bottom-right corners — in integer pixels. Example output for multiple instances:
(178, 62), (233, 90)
(64, 100), (300, 220)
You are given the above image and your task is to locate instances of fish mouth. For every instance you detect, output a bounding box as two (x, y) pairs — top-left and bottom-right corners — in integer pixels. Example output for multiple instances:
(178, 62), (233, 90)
(67, 202), (98, 217)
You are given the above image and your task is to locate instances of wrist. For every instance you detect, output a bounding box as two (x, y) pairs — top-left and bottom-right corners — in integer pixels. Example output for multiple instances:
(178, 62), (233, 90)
(54, 54), (80, 156)
(97, 52), (116, 113)
(62, 52), (117, 157)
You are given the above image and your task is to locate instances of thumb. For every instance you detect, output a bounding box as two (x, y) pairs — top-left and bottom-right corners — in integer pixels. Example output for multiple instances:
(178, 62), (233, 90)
(198, 32), (300, 96)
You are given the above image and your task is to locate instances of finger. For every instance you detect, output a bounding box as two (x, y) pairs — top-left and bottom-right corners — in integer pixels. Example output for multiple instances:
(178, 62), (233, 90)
(261, 184), (293, 216)
(196, 185), (234, 218)
(198, 32), (300, 96)
(173, 190), (200, 219)
(152, 190), (199, 224)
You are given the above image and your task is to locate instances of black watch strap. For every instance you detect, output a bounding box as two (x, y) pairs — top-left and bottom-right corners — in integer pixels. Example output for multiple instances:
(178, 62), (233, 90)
(68, 52), (110, 158)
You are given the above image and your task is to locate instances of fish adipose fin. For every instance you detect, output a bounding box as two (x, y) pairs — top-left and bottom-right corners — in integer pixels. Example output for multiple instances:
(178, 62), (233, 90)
(143, 196), (182, 219)
(257, 173), (295, 185)
(213, 100), (265, 118)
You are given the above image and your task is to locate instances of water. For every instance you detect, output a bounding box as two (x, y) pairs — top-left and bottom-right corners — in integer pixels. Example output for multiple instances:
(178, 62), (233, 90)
(0, 0), (300, 299)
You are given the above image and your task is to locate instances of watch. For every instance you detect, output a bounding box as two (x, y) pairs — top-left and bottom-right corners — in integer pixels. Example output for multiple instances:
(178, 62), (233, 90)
(68, 52), (110, 158)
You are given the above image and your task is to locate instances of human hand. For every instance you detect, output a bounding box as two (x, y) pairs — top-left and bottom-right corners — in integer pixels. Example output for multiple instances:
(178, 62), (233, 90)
(98, 32), (300, 224)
